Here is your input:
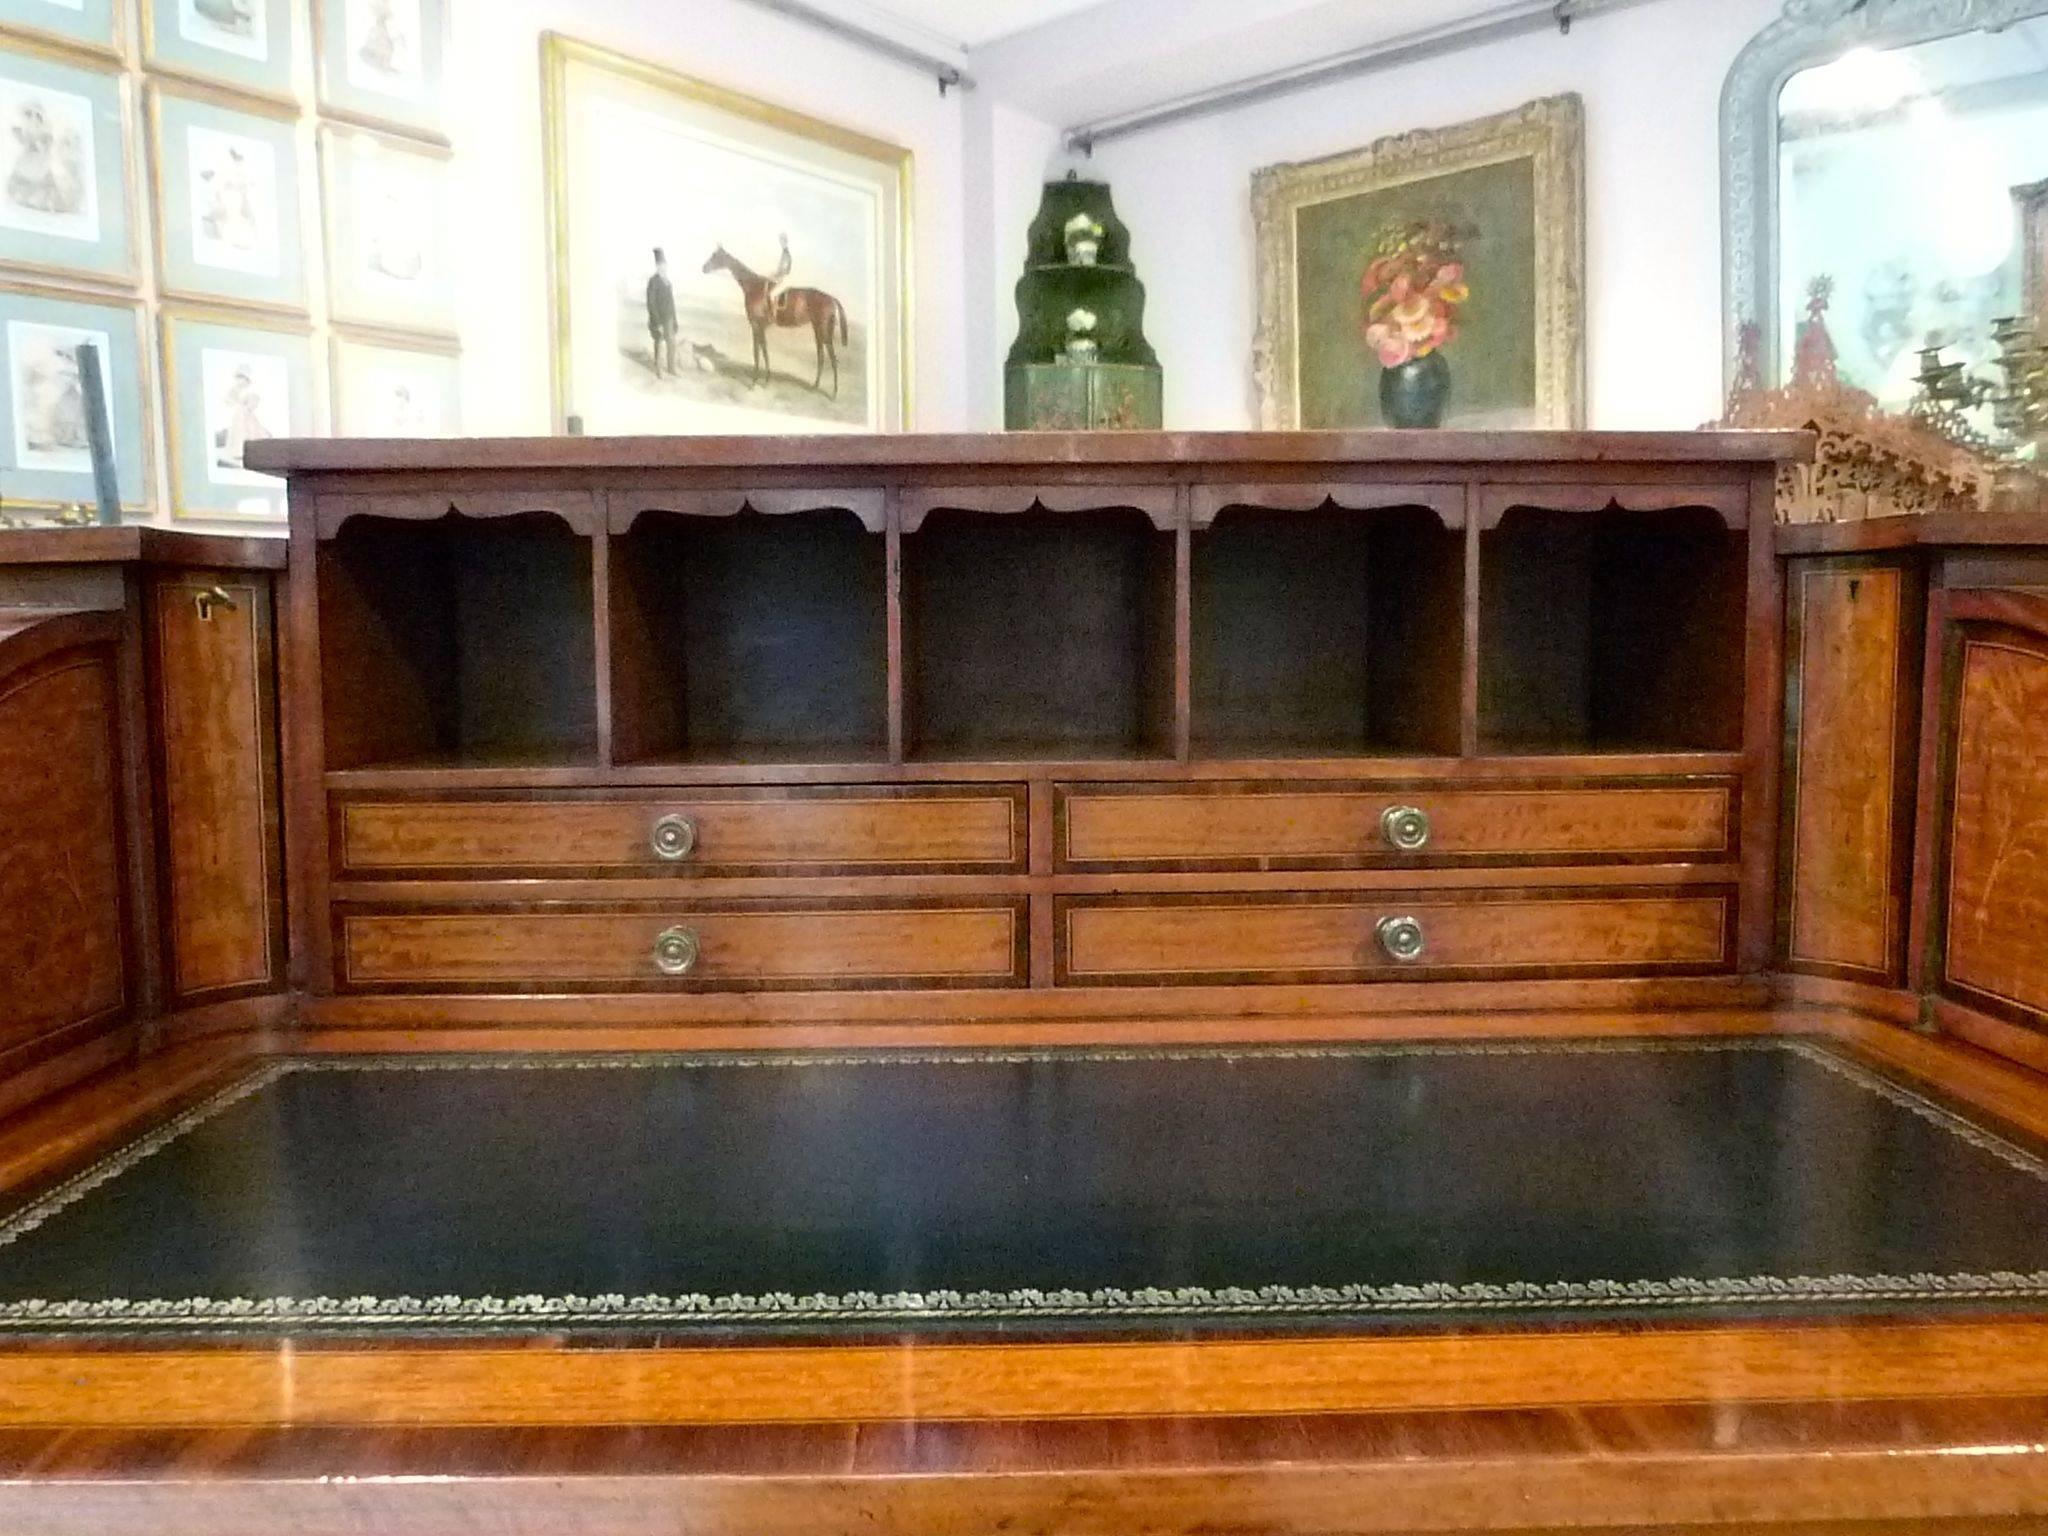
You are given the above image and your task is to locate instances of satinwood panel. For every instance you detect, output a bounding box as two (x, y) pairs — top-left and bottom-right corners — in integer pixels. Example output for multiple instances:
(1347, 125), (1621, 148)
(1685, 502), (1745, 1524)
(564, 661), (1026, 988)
(335, 787), (1026, 879)
(1059, 781), (1734, 871)
(1944, 630), (2048, 1028)
(1784, 565), (1913, 980)
(150, 573), (282, 1003)
(1059, 890), (1732, 985)
(339, 900), (1029, 992)
(0, 641), (128, 1050)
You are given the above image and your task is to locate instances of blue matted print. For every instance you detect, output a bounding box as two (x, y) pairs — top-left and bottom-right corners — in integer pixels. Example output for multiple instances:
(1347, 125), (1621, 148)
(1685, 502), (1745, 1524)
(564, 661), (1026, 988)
(0, 284), (148, 513)
(150, 84), (307, 313)
(142, 0), (295, 104)
(162, 309), (315, 521)
(0, 43), (135, 285)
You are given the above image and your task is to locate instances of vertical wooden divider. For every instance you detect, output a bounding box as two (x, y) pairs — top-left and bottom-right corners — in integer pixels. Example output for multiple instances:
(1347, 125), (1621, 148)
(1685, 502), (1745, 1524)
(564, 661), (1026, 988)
(1459, 482), (1482, 757)
(1904, 566), (1953, 1000)
(1174, 483), (1193, 763)
(885, 485), (906, 764)
(1737, 466), (1785, 974)
(283, 481), (334, 994)
(591, 493), (615, 770)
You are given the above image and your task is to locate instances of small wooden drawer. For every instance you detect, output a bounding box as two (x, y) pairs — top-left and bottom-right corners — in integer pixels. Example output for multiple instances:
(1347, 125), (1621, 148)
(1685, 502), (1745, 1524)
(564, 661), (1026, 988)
(1058, 888), (1735, 986)
(1055, 780), (1737, 872)
(333, 785), (1027, 879)
(337, 898), (1029, 993)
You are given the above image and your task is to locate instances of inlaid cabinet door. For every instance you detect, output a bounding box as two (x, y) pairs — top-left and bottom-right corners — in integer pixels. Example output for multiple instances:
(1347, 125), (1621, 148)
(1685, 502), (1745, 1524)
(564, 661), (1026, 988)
(147, 571), (284, 1007)
(1780, 558), (1922, 983)
(1938, 615), (2048, 1033)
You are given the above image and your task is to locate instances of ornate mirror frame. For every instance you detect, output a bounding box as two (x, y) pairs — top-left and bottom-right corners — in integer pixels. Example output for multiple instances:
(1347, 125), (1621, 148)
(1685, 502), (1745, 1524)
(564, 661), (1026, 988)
(1720, 0), (2048, 390)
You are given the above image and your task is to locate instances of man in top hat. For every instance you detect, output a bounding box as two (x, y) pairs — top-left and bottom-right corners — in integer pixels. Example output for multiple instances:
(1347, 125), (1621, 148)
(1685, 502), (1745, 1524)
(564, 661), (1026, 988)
(646, 247), (679, 378)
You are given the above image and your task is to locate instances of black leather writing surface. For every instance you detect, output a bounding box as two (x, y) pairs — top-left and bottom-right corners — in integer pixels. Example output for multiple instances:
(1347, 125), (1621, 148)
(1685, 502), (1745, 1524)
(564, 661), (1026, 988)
(2, 1041), (2046, 1336)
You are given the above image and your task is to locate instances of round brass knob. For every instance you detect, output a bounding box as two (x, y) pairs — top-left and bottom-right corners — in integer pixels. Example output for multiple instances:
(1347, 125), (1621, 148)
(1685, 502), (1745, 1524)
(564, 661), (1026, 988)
(650, 814), (698, 862)
(653, 926), (700, 977)
(1376, 914), (1427, 963)
(1381, 805), (1432, 852)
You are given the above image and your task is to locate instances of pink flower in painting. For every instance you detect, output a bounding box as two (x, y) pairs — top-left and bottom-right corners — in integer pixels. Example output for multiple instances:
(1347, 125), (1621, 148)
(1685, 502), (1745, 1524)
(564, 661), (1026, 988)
(1358, 223), (1472, 368)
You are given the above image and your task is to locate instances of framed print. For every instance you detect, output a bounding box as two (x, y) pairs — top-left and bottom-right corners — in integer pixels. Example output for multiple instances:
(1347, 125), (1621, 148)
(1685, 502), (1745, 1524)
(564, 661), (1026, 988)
(0, 0), (121, 59)
(1252, 94), (1584, 430)
(148, 82), (307, 312)
(161, 307), (315, 520)
(0, 282), (149, 514)
(331, 329), (458, 435)
(142, 0), (295, 104)
(543, 33), (911, 435)
(0, 43), (135, 285)
(315, 0), (446, 142)
(319, 123), (453, 335)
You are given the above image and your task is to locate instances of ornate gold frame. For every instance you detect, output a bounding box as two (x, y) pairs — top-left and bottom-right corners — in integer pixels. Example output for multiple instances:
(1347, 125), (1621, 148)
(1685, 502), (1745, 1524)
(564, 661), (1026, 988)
(0, 277), (156, 515)
(1251, 93), (1585, 431)
(540, 32), (915, 434)
(158, 303), (318, 523)
(2020, 177), (2047, 331)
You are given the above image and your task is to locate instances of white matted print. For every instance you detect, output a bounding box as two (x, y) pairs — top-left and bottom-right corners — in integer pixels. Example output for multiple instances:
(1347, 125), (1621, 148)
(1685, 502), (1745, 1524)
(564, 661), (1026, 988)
(332, 333), (457, 435)
(186, 123), (278, 277)
(161, 309), (314, 521)
(0, 74), (97, 243)
(0, 47), (131, 283)
(545, 37), (910, 435)
(0, 285), (150, 512)
(7, 316), (111, 470)
(200, 344), (285, 483)
(150, 85), (306, 311)
(316, 0), (444, 140)
(320, 126), (453, 333)
(144, 0), (293, 100)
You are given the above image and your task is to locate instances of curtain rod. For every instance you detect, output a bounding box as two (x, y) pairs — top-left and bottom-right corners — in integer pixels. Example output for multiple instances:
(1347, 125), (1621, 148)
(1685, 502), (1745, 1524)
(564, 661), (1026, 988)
(729, 0), (975, 94)
(1066, 0), (1661, 152)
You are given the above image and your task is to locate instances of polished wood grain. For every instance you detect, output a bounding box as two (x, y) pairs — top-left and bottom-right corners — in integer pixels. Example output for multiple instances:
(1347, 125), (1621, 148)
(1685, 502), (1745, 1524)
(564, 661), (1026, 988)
(11, 1403), (2048, 1535)
(147, 573), (283, 1006)
(245, 428), (1816, 475)
(1942, 626), (2048, 1030)
(334, 785), (1026, 879)
(337, 900), (1030, 991)
(1782, 562), (1918, 982)
(0, 612), (130, 1061)
(1058, 889), (1733, 985)
(1058, 780), (1735, 871)
(0, 527), (285, 570)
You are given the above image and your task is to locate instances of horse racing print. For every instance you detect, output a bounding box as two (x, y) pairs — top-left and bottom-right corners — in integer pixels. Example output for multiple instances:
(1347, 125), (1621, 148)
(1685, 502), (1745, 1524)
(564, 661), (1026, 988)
(544, 35), (911, 434)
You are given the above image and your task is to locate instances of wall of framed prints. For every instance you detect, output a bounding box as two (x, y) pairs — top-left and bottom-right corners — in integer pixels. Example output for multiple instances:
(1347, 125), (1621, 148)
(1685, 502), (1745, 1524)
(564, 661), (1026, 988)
(0, 0), (456, 526)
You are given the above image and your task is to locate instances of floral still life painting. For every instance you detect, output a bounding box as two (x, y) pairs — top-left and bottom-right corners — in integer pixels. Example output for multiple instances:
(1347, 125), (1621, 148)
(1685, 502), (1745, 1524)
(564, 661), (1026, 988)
(1253, 94), (1584, 431)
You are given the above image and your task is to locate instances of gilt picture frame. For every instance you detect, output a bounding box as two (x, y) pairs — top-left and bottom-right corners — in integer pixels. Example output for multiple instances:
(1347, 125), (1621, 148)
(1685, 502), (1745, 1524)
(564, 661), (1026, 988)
(2020, 177), (2047, 332)
(330, 326), (458, 435)
(0, 40), (137, 286)
(1252, 94), (1585, 431)
(142, 0), (297, 106)
(314, 0), (448, 143)
(319, 122), (453, 336)
(147, 80), (308, 314)
(160, 305), (316, 521)
(0, 0), (123, 60)
(543, 32), (912, 436)
(0, 280), (151, 515)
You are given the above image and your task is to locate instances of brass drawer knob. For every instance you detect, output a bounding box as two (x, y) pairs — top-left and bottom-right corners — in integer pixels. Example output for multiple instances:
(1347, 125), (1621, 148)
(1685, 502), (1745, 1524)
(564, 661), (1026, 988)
(653, 926), (700, 977)
(650, 814), (698, 862)
(1376, 914), (1427, 963)
(1381, 805), (1432, 852)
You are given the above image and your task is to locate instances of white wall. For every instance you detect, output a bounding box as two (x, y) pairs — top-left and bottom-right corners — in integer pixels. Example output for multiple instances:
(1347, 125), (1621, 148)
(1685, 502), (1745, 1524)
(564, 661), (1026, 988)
(1077, 0), (1780, 430)
(446, 0), (970, 433)
(962, 95), (1066, 426)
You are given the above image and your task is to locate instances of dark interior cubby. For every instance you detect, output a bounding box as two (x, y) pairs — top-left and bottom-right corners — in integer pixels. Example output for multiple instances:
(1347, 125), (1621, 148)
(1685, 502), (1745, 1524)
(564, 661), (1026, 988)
(319, 512), (598, 771)
(905, 508), (1175, 759)
(1479, 505), (1747, 754)
(1191, 504), (1464, 757)
(609, 509), (888, 764)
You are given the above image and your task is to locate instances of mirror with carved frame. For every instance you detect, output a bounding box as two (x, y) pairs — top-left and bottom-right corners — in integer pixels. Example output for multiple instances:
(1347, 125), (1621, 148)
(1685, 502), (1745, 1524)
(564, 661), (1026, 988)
(1723, 0), (2048, 410)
